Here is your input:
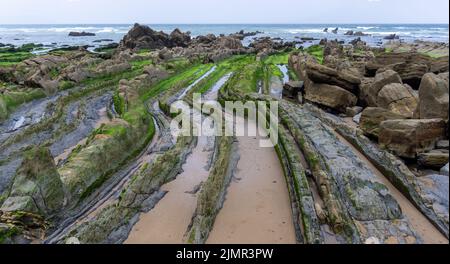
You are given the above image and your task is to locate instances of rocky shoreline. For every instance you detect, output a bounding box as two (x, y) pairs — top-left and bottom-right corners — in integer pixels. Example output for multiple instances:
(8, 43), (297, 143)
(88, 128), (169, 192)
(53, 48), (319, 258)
(0, 23), (448, 244)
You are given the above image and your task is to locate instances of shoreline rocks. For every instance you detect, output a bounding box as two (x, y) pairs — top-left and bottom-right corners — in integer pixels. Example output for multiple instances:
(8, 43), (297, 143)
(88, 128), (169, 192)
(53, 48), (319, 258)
(69, 32), (96, 37)
(379, 119), (447, 159)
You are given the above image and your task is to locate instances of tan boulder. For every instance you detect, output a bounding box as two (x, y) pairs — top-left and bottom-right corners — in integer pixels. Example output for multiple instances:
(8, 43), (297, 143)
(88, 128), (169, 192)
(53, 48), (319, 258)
(377, 83), (418, 118)
(360, 107), (407, 138)
(418, 73), (449, 120)
(418, 150), (449, 169)
(364, 70), (402, 106)
(305, 62), (361, 93)
(305, 82), (357, 113)
(379, 119), (447, 158)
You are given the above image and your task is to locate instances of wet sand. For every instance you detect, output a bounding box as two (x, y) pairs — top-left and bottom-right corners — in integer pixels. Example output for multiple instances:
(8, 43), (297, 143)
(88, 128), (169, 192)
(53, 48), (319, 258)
(330, 126), (448, 244)
(207, 119), (296, 244)
(125, 135), (213, 244)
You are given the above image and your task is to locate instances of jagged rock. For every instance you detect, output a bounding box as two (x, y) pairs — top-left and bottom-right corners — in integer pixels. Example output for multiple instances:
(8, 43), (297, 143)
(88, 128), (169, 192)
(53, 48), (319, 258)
(215, 36), (243, 50)
(344, 31), (354, 36)
(360, 107), (407, 138)
(305, 62), (361, 93)
(283, 81), (304, 99)
(418, 73), (449, 120)
(377, 83), (418, 118)
(418, 150), (449, 169)
(13, 55), (69, 87)
(0, 147), (65, 216)
(346, 106), (363, 117)
(119, 23), (190, 50)
(379, 119), (447, 158)
(304, 82), (357, 113)
(384, 34), (399, 40)
(441, 163), (449, 176)
(169, 28), (191, 47)
(363, 70), (403, 107)
(195, 34), (217, 44)
(354, 31), (369, 37)
(69, 32), (95, 37)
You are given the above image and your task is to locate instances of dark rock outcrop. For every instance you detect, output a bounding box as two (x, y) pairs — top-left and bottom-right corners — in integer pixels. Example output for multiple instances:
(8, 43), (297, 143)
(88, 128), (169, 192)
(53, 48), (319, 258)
(69, 32), (96, 37)
(119, 23), (191, 51)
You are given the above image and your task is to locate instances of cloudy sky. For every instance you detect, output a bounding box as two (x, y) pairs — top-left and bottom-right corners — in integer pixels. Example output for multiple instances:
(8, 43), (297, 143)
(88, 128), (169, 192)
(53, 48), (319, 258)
(0, 0), (448, 24)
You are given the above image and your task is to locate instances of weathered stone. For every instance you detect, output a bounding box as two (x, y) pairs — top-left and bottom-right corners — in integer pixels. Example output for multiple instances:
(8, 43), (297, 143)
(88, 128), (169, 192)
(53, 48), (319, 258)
(418, 73), (449, 120)
(305, 62), (361, 93)
(360, 107), (407, 138)
(377, 83), (418, 118)
(280, 103), (417, 243)
(1, 147), (65, 216)
(416, 174), (449, 227)
(69, 31), (95, 37)
(364, 70), (402, 107)
(379, 119), (447, 158)
(418, 150), (449, 169)
(305, 82), (357, 113)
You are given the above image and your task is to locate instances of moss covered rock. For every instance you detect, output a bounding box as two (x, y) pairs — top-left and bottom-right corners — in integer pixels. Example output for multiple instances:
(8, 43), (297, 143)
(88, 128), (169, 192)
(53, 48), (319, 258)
(0, 96), (7, 122)
(1, 147), (65, 216)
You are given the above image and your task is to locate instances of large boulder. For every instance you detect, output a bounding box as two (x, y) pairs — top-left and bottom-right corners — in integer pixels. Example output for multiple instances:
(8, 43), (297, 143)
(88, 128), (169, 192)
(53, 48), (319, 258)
(418, 73), (449, 120)
(304, 82), (357, 112)
(1, 147), (65, 216)
(169, 28), (191, 47)
(363, 70), (402, 107)
(119, 23), (173, 50)
(379, 119), (447, 158)
(360, 107), (407, 138)
(377, 83), (418, 118)
(305, 62), (361, 93)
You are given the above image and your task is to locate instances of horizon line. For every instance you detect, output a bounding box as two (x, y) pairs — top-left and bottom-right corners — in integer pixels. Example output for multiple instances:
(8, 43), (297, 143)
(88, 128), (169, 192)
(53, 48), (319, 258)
(0, 22), (448, 25)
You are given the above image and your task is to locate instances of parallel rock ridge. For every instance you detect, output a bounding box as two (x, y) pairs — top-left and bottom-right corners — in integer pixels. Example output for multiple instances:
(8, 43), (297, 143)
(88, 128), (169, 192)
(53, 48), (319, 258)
(0, 23), (449, 245)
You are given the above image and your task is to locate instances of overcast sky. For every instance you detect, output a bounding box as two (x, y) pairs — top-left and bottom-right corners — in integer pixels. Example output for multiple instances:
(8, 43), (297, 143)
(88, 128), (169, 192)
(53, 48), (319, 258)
(0, 0), (448, 24)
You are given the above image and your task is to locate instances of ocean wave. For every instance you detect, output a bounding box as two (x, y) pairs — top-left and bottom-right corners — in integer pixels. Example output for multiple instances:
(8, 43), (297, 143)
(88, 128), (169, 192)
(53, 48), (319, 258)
(356, 26), (378, 30)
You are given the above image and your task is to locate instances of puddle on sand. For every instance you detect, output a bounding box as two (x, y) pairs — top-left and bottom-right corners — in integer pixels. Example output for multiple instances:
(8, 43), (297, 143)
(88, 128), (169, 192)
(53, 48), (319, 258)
(207, 117), (296, 244)
(124, 134), (213, 244)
